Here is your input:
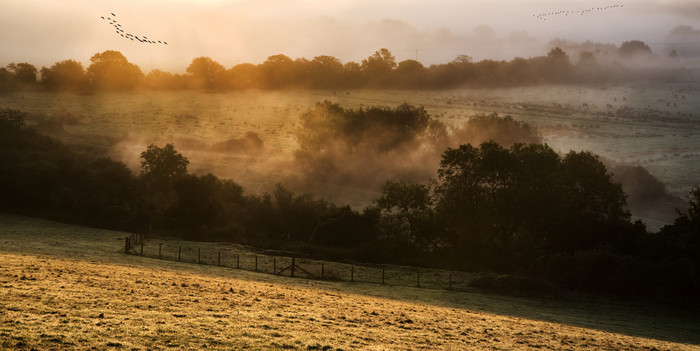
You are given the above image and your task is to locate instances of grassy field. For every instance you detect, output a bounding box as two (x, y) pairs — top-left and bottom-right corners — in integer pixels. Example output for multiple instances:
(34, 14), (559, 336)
(1, 83), (699, 197)
(1, 213), (699, 350)
(1, 84), (699, 229)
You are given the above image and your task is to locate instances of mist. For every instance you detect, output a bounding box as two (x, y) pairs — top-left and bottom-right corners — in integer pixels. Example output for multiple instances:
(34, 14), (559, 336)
(3, 0), (700, 73)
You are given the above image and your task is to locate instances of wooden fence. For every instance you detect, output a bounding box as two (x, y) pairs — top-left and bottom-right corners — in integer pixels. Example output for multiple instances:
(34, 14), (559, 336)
(124, 238), (477, 292)
(124, 233), (144, 255)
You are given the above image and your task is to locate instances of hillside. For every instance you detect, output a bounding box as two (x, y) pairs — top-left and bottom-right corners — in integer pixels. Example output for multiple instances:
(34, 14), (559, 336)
(1, 213), (699, 350)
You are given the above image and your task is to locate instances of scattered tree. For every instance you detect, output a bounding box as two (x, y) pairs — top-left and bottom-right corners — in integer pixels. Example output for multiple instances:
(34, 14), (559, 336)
(40, 59), (87, 91)
(186, 57), (225, 89)
(86, 50), (143, 90)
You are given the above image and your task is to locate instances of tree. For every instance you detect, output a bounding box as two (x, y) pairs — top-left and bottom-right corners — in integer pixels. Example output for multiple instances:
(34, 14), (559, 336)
(294, 101), (447, 185)
(451, 55), (473, 65)
(543, 47), (572, 82)
(309, 55), (344, 88)
(434, 141), (632, 270)
(186, 57), (225, 89)
(361, 48), (397, 86)
(140, 144), (189, 182)
(260, 54), (295, 88)
(396, 59), (426, 88)
(225, 63), (262, 89)
(373, 180), (440, 251)
(143, 69), (187, 90)
(86, 50), (143, 90)
(450, 112), (542, 147)
(618, 40), (652, 58)
(6, 62), (38, 85)
(505, 57), (537, 85)
(0, 67), (12, 90)
(574, 51), (603, 82)
(362, 48), (397, 73)
(40, 59), (87, 91)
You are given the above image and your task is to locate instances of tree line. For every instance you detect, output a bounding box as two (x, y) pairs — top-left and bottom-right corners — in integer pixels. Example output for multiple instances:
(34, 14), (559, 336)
(1, 105), (697, 301)
(0, 41), (686, 91)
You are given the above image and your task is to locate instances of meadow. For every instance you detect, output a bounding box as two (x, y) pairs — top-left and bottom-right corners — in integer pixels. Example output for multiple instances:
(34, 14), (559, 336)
(1, 83), (699, 203)
(1, 213), (700, 350)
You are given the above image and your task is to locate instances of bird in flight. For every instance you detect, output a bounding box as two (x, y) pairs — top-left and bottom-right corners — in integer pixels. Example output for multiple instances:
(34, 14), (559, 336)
(100, 12), (169, 45)
(533, 4), (623, 21)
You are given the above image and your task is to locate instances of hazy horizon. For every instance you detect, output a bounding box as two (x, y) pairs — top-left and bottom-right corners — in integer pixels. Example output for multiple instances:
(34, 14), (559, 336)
(2, 0), (700, 73)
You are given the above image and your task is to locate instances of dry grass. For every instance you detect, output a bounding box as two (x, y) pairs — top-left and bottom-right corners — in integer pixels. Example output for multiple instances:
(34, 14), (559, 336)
(1, 213), (699, 350)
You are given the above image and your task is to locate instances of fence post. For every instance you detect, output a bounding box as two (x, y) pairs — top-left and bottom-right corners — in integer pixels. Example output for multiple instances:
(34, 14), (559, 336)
(236, 254), (240, 269)
(382, 268), (385, 285)
(321, 263), (324, 279)
(255, 256), (258, 272)
(124, 237), (128, 253)
(291, 257), (296, 278)
(159, 244), (162, 258)
(449, 272), (452, 290)
(140, 239), (144, 256)
(351, 266), (354, 282)
(273, 258), (277, 274)
(417, 271), (420, 288)
(178, 246), (181, 261)
(198, 248), (201, 264)
(218, 251), (221, 266)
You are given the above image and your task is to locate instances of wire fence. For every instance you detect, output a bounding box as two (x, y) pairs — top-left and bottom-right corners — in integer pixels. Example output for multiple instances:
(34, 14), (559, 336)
(124, 236), (478, 292)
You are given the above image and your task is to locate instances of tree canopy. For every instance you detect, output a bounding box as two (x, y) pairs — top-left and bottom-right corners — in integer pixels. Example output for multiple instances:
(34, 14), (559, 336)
(87, 50), (143, 90)
(186, 57), (225, 89)
(435, 141), (632, 270)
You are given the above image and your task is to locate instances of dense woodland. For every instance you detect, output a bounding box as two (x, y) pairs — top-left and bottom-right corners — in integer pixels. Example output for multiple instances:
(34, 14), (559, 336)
(0, 40), (694, 91)
(1, 105), (698, 302)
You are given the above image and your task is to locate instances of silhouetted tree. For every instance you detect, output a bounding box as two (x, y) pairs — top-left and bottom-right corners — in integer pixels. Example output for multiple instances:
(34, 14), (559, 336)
(309, 55), (344, 88)
(40, 59), (87, 91)
(361, 48), (396, 86)
(260, 54), (295, 88)
(618, 40), (652, 58)
(0, 67), (12, 90)
(186, 57), (225, 89)
(574, 51), (603, 82)
(140, 143), (189, 182)
(450, 112), (542, 147)
(543, 47), (572, 82)
(6, 62), (38, 85)
(395, 59), (426, 88)
(373, 180), (441, 253)
(310, 206), (378, 248)
(226, 63), (263, 89)
(505, 57), (537, 85)
(435, 141), (631, 270)
(294, 101), (447, 186)
(86, 50), (143, 90)
(142, 69), (187, 90)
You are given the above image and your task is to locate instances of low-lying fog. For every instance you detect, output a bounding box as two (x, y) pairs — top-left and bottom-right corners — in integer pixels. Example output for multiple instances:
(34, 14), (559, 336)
(2, 82), (697, 229)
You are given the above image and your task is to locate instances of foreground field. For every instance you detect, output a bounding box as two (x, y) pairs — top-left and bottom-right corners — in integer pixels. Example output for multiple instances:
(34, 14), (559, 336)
(1, 214), (699, 350)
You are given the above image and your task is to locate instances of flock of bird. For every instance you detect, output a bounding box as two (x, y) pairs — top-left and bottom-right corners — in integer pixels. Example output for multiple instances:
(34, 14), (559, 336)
(101, 12), (168, 45)
(533, 4), (623, 20)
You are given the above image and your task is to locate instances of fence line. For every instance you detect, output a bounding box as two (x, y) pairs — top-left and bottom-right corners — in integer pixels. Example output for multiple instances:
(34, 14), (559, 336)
(124, 233), (143, 255)
(125, 238), (477, 292)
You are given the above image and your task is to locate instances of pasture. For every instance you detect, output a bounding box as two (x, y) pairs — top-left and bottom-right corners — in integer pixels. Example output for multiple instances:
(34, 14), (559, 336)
(1, 83), (699, 202)
(1, 213), (700, 350)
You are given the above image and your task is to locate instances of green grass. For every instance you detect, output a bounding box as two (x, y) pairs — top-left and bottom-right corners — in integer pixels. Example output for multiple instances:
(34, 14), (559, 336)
(1, 213), (699, 350)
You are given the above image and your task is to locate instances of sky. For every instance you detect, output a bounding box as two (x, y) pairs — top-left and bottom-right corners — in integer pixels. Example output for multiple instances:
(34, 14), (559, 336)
(1, 0), (699, 73)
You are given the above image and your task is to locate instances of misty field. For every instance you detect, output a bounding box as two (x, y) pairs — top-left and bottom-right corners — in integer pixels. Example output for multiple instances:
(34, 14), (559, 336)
(1, 213), (700, 350)
(1, 83), (699, 199)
